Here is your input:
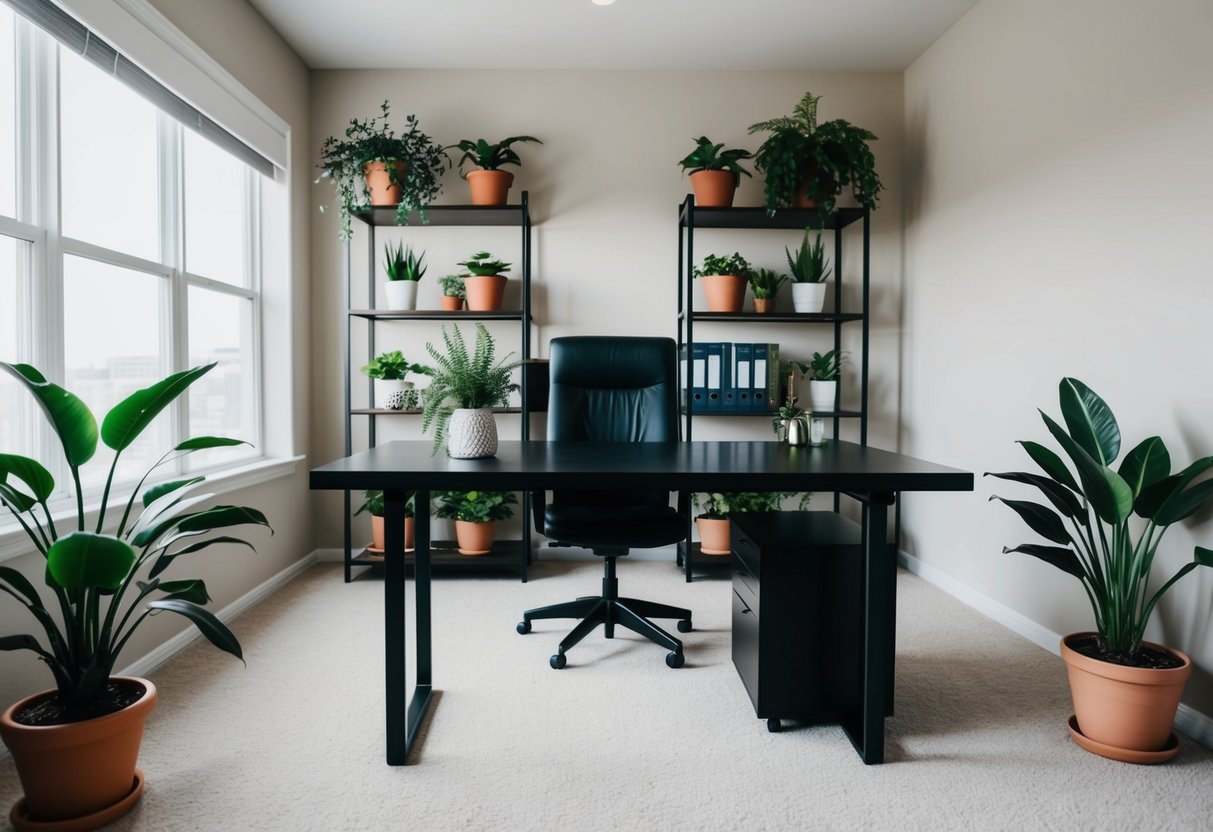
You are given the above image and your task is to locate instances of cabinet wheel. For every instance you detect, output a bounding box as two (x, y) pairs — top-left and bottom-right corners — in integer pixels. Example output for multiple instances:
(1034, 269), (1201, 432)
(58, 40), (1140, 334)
(516, 621), (531, 635)
(550, 652), (567, 670)
(666, 651), (685, 669)
(676, 619), (692, 633)
(767, 718), (783, 733)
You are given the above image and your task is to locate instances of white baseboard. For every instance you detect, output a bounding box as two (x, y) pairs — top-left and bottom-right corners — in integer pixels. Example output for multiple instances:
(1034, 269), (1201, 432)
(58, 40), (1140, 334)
(314, 544), (679, 563)
(898, 549), (1213, 751)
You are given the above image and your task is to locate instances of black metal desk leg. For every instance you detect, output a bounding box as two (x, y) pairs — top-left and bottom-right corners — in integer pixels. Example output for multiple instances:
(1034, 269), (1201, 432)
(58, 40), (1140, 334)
(383, 489), (408, 765)
(414, 490), (432, 687)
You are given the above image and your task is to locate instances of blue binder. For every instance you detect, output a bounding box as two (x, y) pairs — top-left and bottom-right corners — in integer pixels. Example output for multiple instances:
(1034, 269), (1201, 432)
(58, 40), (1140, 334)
(705, 342), (723, 411)
(751, 343), (768, 412)
(690, 342), (707, 412)
(734, 343), (752, 411)
(720, 342), (736, 412)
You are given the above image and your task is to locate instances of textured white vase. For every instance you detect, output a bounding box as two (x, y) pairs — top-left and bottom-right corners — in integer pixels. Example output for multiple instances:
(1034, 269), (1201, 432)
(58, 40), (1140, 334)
(447, 408), (498, 459)
(792, 282), (827, 314)
(373, 378), (408, 409)
(384, 280), (418, 311)
(809, 380), (838, 414)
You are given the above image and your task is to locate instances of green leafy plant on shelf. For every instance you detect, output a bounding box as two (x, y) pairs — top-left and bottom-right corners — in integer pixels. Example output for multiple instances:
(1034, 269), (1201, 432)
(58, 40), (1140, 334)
(749, 268), (788, 301)
(359, 350), (429, 382)
(439, 274), (467, 299)
(421, 323), (522, 454)
(987, 378), (1213, 659)
(693, 492), (810, 518)
(772, 360), (812, 434)
(693, 252), (753, 279)
(316, 100), (450, 238)
(0, 362), (272, 719)
(384, 242), (426, 282)
(748, 90), (883, 218)
(677, 136), (753, 178)
(786, 228), (832, 284)
(447, 136), (543, 176)
(809, 349), (843, 382)
(353, 490), (415, 518)
(457, 251), (511, 277)
(432, 490), (518, 523)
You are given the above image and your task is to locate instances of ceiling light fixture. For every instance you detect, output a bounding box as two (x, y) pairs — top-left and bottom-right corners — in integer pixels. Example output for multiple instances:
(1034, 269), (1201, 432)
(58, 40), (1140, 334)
(592, 0), (616, 6)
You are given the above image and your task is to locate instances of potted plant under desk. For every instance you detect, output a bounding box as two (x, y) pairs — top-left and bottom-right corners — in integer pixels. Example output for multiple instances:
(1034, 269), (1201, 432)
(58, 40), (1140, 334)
(677, 136), (753, 208)
(693, 492), (803, 555)
(433, 490), (518, 555)
(438, 273), (467, 311)
(457, 251), (510, 312)
(694, 252), (752, 313)
(360, 350), (429, 410)
(447, 135), (542, 206)
(0, 362), (270, 829)
(989, 378), (1212, 763)
(787, 228), (831, 314)
(382, 241), (425, 311)
(354, 490), (416, 555)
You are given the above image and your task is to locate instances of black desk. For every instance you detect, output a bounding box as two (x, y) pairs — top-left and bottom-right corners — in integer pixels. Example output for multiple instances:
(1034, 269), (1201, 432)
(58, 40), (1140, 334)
(309, 440), (972, 765)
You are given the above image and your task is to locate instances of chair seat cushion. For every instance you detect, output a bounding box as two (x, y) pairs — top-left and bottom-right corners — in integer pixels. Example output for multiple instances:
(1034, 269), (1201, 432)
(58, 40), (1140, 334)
(544, 505), (687, 550)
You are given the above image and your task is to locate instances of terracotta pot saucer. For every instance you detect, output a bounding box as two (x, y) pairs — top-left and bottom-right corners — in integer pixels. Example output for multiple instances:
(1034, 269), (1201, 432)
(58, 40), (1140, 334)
(10, 769), (144, 832)
(1066, 715), (1179, 764)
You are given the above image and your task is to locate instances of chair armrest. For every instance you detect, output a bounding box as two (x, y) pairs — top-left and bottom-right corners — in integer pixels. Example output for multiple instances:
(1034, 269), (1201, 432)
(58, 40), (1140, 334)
(530, 490), (547, 535)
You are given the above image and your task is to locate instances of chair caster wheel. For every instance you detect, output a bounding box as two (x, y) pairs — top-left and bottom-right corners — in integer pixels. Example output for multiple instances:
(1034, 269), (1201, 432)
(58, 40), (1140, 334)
(677, 619), (692, 633)
(550, 653), (567, 669)
(516, 621), (531, 635)
(666, 651), (685, 669)
(767, 718), (783, 733)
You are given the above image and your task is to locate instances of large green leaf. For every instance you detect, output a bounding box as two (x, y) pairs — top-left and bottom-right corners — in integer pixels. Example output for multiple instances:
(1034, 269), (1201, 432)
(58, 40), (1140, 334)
(174, 436), (249, 452)
(1017, 441), (1080, 492)
(0, 454), (55, 502)
(0, 634), (44, 653)
(142, 578), (211, 604)
(101, 365), (214, 452)
(1118, 437), (1170, 500)
(147, 598), (242, 661)
(0, 565), (43, 608)
(990, 497), (1072, 544)
(1154, 479), (1213, 526)
(0, 363), (97, 468)
(129, 492), (218, 547)
(1059, 378), (1120, 466)
(1148, 457), (1213, 524)
(149, 536), (254, 579)
(142, 477), (205, 508)
(1042, 411), (1132, 525)
(175, 505), (271, 535)
(1136, 474), (1182, 519)
(46, 532), (135, 590)
(1002, 544), (1086, 580)
(985, 471), (1085, 519)
(0, 481), (36, 513)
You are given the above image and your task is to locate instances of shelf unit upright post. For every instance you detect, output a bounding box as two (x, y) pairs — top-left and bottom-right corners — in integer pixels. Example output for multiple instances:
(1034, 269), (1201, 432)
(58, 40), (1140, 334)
(340, 193), (534, 583)
(675, 194), (872, 580)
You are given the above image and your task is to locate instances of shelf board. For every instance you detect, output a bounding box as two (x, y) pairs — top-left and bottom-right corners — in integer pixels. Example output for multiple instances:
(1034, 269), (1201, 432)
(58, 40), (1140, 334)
(351, 540), (527, 570)
(351, 204), (528, 228)
(679, 204), (865, 231)
(349, 309), (525, 321)
(676, 541), (733, 570)
(351, 407), (523, 416)
(682, 408), (863, 419)
(689, 311), (863, 324)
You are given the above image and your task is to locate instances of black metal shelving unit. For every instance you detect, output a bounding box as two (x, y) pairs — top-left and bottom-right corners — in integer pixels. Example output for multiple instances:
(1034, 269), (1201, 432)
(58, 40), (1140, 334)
(341, 193), (534, 583)
(675, 195), (872, 580)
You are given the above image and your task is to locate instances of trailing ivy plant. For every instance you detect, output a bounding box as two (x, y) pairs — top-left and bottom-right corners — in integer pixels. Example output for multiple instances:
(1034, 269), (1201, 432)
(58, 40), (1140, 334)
(447, 136), (542, 177)
(693, 252), (753, 280)
(677, 136), (753, 178)
(786, 228), (831, 284)
(433, 490), (517, 523)
(317, 100), (450, 238)
(421, 323), (522, 455)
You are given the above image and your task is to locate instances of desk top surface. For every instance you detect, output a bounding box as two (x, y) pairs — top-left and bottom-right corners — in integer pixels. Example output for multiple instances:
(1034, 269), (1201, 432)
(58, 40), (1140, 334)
(310, 440), (972, 494)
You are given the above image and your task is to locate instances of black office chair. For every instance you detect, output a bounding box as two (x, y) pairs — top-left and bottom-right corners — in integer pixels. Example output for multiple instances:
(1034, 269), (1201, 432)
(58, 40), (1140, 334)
(516, 336), (692, 669)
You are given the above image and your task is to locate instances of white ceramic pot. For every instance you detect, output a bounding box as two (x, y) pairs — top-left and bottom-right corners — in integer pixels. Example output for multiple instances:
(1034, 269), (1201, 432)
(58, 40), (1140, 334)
(373, 378), (411, 410)
(809, 379), (837, 414)
(792, 282), (827, 314)
(447, 407), (498, 459)
(384, 280), (418, 311)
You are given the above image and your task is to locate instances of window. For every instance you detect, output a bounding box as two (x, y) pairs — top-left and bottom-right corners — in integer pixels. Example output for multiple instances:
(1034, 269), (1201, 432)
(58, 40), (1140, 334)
(0, 8), (264, 509)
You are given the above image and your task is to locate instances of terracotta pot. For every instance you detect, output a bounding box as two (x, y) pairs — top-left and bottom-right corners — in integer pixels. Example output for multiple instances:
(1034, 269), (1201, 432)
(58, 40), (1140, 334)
(440, 296), (465, 311)
(699, 274), (747, 312)
(466, 169), (514, 206)
(370, 514), (415, 553)
(696, 516), (731, 556)
(464, 274), (507, 311)
(0, 677), (156, 824)
(1061, 633), (1191, 758)
(752, 298), (774, 314)
(689, 170), (737, 208)
(363, 161), (406, 206)
(455, 519), (495, 555)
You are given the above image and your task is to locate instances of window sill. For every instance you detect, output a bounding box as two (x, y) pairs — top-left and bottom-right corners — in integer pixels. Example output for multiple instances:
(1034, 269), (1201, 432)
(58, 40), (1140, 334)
(0, 454), (303, 565)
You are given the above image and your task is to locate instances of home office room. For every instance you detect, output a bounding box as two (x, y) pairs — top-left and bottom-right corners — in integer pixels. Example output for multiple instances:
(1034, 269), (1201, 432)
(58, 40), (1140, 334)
(1, 1), (1211, 830)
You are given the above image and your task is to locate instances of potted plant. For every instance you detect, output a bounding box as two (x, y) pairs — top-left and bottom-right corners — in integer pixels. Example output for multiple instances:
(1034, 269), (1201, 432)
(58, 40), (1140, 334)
(447, 135), (542, 206)
(677, 136), (753, 208)
(988, 378), (1212, 762)
(0, 362), (270, 827)
(457, 251), (511, 312)
(360, 350), (429, 410)
(693, 252), (752, 313)
(772, 360), (811, 444)
(787, 228), (832, 313)
(748, 90), (884, 218)
(439, 273), (467, 311)
(316, 100), (450, 238)
(421, 323), (521, 459)
(692, 492), (801, 555)
(382, 242), (425, 311)
(748, 268), (788, 315)
(354, 490), (415, 554)
(807, 349), (843, 413)
(432, 490), (518, 555)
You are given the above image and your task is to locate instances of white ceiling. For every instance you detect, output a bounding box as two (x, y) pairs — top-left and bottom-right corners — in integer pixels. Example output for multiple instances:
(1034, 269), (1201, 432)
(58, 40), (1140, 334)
(247, 0), (977, 72)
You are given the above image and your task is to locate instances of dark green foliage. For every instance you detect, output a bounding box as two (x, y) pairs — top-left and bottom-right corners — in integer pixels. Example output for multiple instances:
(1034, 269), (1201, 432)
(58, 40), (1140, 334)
(693, 252), (752, 280)
(353, 490), (415, 518)
(359, 350), (429, 381)
(421, 324), (522, 455)
(448, 136), (541, 177)
(458, 251), (511, 277)
(677, 136), (753, 177)
(432, 490), (517, 522)
(749, 268), (788, 300)
(693, 492), (811, 518)
(808, 349), (843, 382)
(786, 228), (831, 284)
(384, 242), (425, 282)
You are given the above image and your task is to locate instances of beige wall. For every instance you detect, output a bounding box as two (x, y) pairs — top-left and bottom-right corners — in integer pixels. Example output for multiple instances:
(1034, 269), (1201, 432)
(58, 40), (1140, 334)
(310, 69), (904, 546)
(0, 0), (312, 709)
(902, 0), (1213, 716)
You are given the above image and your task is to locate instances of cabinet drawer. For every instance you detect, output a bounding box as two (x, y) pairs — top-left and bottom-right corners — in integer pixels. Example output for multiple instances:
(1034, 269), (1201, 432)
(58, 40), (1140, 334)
(731, 588), (760, 710)
(731, 526), (761, 579)
(731, 557), (760, 617)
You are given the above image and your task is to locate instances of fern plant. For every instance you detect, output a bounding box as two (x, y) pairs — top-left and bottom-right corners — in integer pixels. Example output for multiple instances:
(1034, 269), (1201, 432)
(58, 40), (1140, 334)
(421, 324), (521, 454)
(786, 228), (831, 284)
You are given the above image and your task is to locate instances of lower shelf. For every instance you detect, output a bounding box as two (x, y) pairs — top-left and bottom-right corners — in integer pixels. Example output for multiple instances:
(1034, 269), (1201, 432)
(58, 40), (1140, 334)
(351, 539), (528, 573)
(676, 541), (733, 572)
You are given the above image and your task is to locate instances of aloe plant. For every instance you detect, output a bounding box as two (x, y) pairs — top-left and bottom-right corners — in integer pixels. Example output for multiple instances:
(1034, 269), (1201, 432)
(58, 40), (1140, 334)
(0, 363), (271, 720)
(749, 268), (788, 300)
(384, 242), (425, 282)
(786, 228), (831, 284)
(988, 379), (1213, 658)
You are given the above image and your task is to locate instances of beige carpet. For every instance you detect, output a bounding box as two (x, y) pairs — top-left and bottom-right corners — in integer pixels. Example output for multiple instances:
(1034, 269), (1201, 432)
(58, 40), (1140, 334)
(3, 559), (1212, 831)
